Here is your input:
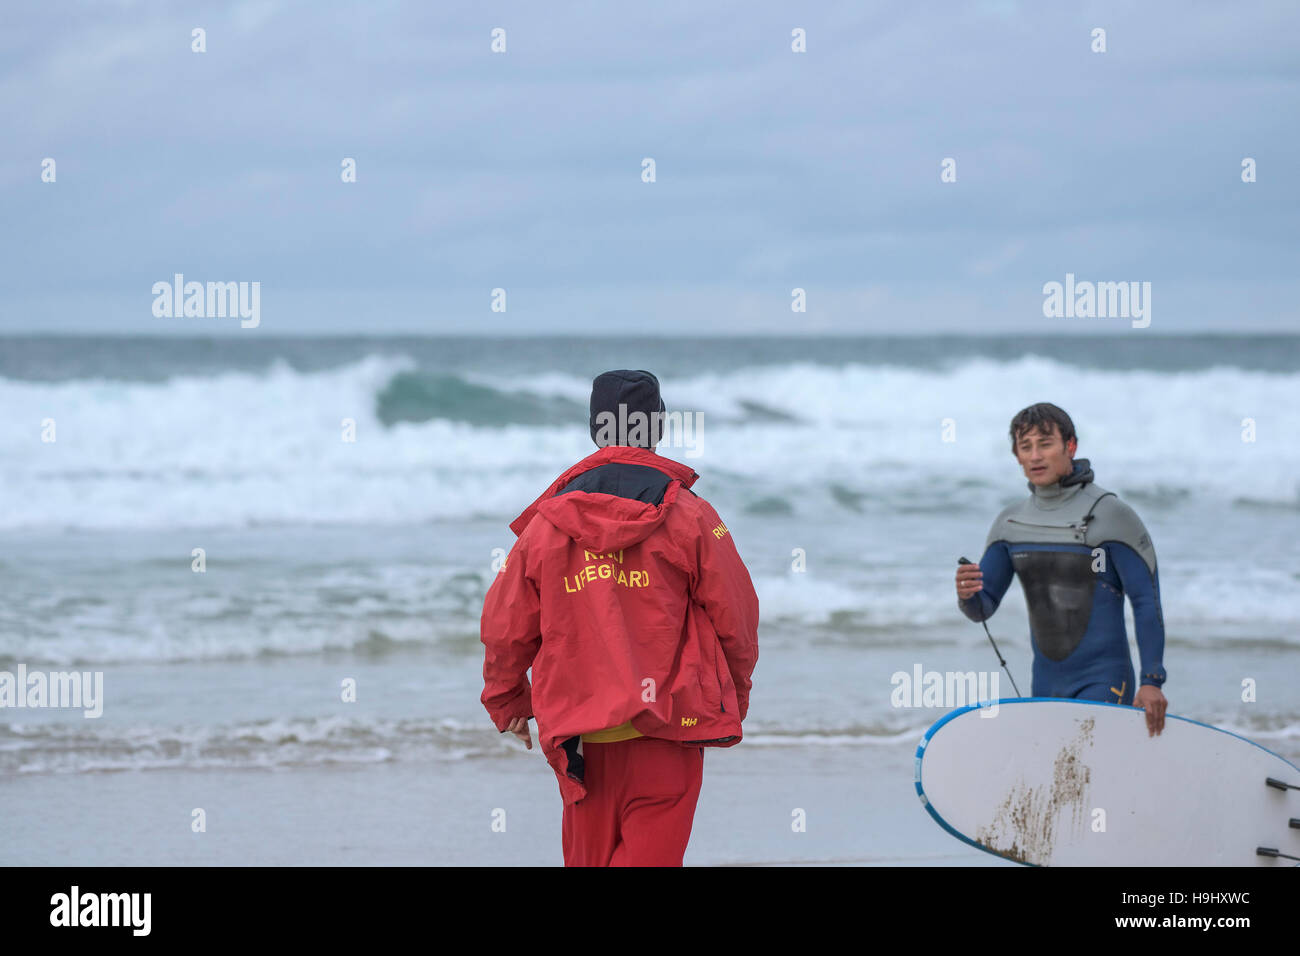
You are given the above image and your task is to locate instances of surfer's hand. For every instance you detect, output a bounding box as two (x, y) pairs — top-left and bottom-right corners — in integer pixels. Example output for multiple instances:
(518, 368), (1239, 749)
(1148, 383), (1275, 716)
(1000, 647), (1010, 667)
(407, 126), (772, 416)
(1133, 685), (1166, 737)
(956, 563), (983, 600)
(505, 716), (533, 749)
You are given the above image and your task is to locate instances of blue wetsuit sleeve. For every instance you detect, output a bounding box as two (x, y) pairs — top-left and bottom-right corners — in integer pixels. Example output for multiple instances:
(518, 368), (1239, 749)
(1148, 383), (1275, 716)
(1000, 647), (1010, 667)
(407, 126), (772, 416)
(958, 542), (1013, 623)
(1109, 542), (1167, 687)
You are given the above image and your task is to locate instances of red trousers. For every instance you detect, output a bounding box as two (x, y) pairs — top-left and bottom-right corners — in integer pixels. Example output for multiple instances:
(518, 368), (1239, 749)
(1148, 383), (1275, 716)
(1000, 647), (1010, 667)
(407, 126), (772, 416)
(561, 737), (704, 866)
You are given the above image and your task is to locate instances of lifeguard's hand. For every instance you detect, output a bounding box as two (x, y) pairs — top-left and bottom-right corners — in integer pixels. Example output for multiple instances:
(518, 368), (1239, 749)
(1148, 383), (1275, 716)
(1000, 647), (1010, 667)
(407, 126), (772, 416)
(504, 716), (533, 749)
(956, 563), (983, 600)
(1133, 685), (1167, 737)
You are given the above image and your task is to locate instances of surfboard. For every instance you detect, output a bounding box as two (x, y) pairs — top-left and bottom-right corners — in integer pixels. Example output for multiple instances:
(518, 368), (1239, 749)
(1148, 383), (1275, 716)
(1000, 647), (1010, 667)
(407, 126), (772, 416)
(915, 697), (1300, 866)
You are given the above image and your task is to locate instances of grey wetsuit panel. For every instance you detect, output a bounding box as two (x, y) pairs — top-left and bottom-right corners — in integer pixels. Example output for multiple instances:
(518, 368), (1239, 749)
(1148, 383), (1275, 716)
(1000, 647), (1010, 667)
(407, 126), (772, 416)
(1085, 497), (1157, 575)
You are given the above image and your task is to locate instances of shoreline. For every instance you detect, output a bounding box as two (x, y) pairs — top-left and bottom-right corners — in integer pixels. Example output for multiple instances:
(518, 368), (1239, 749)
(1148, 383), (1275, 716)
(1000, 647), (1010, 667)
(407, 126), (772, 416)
(1, 741), (1005, 867)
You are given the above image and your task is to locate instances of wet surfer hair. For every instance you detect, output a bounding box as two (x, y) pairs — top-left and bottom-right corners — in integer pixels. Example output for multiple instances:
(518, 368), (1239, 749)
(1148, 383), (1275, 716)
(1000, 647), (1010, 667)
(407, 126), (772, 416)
(1009, 403), (1076, 454)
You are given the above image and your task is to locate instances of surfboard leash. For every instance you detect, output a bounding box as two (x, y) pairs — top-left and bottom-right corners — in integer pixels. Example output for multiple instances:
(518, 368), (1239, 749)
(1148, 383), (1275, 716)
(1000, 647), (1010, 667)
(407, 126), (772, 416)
(959, 556), (1022, 697)
(979, 618), (1022, 697)
(1256, 847), (1300, 861)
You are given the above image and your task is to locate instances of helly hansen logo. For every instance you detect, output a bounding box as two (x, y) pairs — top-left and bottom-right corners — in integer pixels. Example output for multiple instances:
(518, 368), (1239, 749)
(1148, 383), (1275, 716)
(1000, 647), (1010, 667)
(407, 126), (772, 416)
(681, 717), (698, 727)
(710, 522), (729, 539)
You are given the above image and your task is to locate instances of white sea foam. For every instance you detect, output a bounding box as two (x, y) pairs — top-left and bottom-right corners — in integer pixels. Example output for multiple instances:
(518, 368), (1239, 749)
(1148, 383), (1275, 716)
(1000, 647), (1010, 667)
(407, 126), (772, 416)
(2, 356), (1296, 530)
(3, 709), (1294, 775)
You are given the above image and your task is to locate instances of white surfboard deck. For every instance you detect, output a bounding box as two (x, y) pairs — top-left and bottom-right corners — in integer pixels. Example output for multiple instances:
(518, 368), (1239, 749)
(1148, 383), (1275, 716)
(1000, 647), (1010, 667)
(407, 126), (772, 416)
(915, 697), (1300, 866)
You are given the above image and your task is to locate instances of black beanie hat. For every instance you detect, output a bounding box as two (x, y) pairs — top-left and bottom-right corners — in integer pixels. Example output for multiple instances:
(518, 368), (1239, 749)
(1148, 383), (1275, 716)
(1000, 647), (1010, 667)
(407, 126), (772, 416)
(589, 369), (666, 448)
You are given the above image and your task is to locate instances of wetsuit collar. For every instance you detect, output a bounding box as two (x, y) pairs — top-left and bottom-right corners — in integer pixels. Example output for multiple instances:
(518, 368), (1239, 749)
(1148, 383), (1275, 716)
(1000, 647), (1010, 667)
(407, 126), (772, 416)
(1028, 457), (1094, 501)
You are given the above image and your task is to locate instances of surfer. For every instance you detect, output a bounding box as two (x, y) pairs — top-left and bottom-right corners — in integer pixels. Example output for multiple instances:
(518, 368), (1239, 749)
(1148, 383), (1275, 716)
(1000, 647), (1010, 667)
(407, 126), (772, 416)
(955, 403), (1168, 736)
(480, 369), (760, 865)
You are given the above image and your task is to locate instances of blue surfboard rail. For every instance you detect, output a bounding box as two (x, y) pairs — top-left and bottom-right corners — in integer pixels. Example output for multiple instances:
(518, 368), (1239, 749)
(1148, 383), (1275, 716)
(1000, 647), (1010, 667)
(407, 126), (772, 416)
(913, 697), (1300, 867)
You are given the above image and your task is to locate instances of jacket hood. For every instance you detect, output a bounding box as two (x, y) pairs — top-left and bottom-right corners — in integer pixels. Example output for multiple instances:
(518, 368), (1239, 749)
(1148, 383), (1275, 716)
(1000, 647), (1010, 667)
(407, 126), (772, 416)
(509, 446), (699, 552)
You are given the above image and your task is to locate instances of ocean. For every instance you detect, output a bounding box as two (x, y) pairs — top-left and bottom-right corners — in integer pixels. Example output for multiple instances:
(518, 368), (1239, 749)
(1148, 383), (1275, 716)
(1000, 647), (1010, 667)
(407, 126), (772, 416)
(1, 334), (1297, 865)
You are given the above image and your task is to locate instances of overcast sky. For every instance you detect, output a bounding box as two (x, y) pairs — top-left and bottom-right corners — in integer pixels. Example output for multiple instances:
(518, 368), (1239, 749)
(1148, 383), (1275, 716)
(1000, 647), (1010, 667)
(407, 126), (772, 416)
(2, 0), (1297, 335)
